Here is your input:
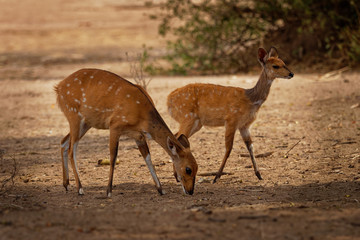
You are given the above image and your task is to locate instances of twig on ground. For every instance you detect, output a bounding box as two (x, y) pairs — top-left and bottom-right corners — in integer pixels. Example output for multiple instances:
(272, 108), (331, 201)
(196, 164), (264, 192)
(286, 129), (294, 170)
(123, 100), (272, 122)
(0, 155), (18, 195)
(332, 141), (357, 146)
(284, 140), (301, 158)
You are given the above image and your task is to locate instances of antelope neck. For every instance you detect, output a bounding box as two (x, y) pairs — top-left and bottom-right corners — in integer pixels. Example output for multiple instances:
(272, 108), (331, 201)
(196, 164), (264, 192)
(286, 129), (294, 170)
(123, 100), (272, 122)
(148, 110), (181, 156)
(245, 69), (274, 106)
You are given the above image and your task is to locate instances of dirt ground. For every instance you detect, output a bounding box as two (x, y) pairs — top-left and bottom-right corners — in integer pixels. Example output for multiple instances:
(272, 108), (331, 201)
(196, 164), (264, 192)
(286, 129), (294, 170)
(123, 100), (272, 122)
(0, 1), (360, 240)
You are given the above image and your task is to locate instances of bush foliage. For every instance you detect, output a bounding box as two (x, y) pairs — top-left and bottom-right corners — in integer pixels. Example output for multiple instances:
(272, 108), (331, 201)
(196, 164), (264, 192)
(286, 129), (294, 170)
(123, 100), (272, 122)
(151, 0), (360, 75)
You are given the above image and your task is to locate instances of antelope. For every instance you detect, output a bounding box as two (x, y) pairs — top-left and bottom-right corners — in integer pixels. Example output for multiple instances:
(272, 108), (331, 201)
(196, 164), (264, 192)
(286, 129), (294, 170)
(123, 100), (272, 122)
(55, 68), (198, 196)
(167, 47), (294, 183)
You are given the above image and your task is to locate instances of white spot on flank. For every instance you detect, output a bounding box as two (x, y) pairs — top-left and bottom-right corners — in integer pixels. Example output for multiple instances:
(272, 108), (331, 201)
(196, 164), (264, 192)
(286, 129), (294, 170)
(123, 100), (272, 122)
(185, 114), (188, 118)
(126, 94), (130, 98)
(95, 108), (99, 111)
(90, 75), (94, 79)
(88, 106), (92, 109)
(82, 93), (86, 97)
(122, 116), (128, 123)
(115, 88), (121, 95)
(136, 101), (140, 104)
(78, 112), (83, 118)
(80, 88), (84, 92)
(74, 99), (80, 104)
(74, 78), (78, 81)
(66, 83), (70, 87)
(67, 91), (70, 95)
(83, 72), (87, 75)
(107, 85), (113, 91)
(82, 98), (86, 103)
(98, 81), (102, 85)
(60, 95), (64, 100)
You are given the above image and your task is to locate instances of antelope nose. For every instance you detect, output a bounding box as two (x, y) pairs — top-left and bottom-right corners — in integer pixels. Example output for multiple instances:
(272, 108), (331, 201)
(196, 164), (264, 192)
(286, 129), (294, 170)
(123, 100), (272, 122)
(289, 72), (294, 78)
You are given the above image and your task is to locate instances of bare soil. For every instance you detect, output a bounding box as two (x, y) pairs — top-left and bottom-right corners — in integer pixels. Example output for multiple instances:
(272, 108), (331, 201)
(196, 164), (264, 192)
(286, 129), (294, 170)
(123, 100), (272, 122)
(0, 1), (360, 240)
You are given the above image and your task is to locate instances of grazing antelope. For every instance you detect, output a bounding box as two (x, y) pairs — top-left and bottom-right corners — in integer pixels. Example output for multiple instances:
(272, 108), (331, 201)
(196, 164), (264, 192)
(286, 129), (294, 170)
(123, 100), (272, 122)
(167, 47), (294, 183)
(55, 68), (198, 196)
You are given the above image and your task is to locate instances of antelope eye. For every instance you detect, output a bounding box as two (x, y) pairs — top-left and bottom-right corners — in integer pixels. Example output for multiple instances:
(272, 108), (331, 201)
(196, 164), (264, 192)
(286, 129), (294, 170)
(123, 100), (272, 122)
(272, 65), (280, 69)
(185, 167), (192, 175)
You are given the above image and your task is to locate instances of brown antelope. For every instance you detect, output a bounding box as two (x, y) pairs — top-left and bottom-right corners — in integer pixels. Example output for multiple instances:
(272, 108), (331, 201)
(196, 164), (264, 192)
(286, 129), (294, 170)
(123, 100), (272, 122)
(167, 47), (294, 183)
(55, 68), (198, 196)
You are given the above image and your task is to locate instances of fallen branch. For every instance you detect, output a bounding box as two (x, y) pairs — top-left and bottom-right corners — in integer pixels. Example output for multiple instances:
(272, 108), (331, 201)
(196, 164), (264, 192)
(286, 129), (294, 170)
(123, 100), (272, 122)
(198, 172), (233, 177)
(240, 151), (273, 158)
(318, 66), (350, 81)
(238, 188), (264, 192)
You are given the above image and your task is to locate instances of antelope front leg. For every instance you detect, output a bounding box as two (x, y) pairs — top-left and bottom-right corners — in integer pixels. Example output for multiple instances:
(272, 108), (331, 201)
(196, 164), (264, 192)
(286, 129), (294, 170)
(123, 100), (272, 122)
(68, 139), (84, 195)
(60, 134), (70, 191)
(106, 130), (120, 197)
(240, 128), (263, 180)
(136, 136), (164, 195)
(213, 122), (236, 183)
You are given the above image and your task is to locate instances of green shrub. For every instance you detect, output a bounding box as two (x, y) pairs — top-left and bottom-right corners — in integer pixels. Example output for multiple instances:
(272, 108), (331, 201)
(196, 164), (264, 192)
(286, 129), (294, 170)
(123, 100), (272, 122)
(150, 0), (360, 75)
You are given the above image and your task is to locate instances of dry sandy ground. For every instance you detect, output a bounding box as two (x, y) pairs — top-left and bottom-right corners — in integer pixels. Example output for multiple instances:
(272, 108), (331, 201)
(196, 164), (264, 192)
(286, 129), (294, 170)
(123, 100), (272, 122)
(0, 1), (360, 240)
(0, 73), (359, 240)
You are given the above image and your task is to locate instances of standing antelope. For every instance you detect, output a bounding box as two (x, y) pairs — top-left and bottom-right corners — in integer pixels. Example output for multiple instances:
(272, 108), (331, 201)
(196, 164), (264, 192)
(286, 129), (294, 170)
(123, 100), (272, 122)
(55, 68), (198, 196)
(167, 47), (294, 183)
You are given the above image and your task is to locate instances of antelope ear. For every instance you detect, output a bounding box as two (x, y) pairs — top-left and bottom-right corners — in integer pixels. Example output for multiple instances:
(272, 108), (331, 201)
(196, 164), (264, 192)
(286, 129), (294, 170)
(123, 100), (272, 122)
(177, 134), (190, 148)
(268, 46), (279, 58)
(167, 137), (178, 156)
(258, 48), (267, 66)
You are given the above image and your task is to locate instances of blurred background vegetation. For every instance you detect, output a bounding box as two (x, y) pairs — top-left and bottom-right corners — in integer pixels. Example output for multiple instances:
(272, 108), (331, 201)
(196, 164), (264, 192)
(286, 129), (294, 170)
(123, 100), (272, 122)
(146, 0), (360, 75)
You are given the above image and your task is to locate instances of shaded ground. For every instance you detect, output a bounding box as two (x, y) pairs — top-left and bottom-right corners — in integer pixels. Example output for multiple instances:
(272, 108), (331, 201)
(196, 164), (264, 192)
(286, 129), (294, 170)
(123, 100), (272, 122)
(0, 1), (360, 240)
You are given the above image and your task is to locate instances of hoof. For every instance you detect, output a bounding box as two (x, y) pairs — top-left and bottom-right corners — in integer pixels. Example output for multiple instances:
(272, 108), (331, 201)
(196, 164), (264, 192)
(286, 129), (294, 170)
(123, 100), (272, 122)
(78, 188), (84, 195)
(107, 192), (112, 198)
(158, 188), (165, 195)
(212, 175), (220, 184)
(256, 171), (263, 180)
(63, 181), (69, 191)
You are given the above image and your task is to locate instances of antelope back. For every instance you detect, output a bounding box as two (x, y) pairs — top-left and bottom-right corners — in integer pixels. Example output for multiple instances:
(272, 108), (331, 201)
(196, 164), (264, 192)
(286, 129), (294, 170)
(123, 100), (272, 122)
(55, 68), (154, 130)
(167, 83), (252, 127)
